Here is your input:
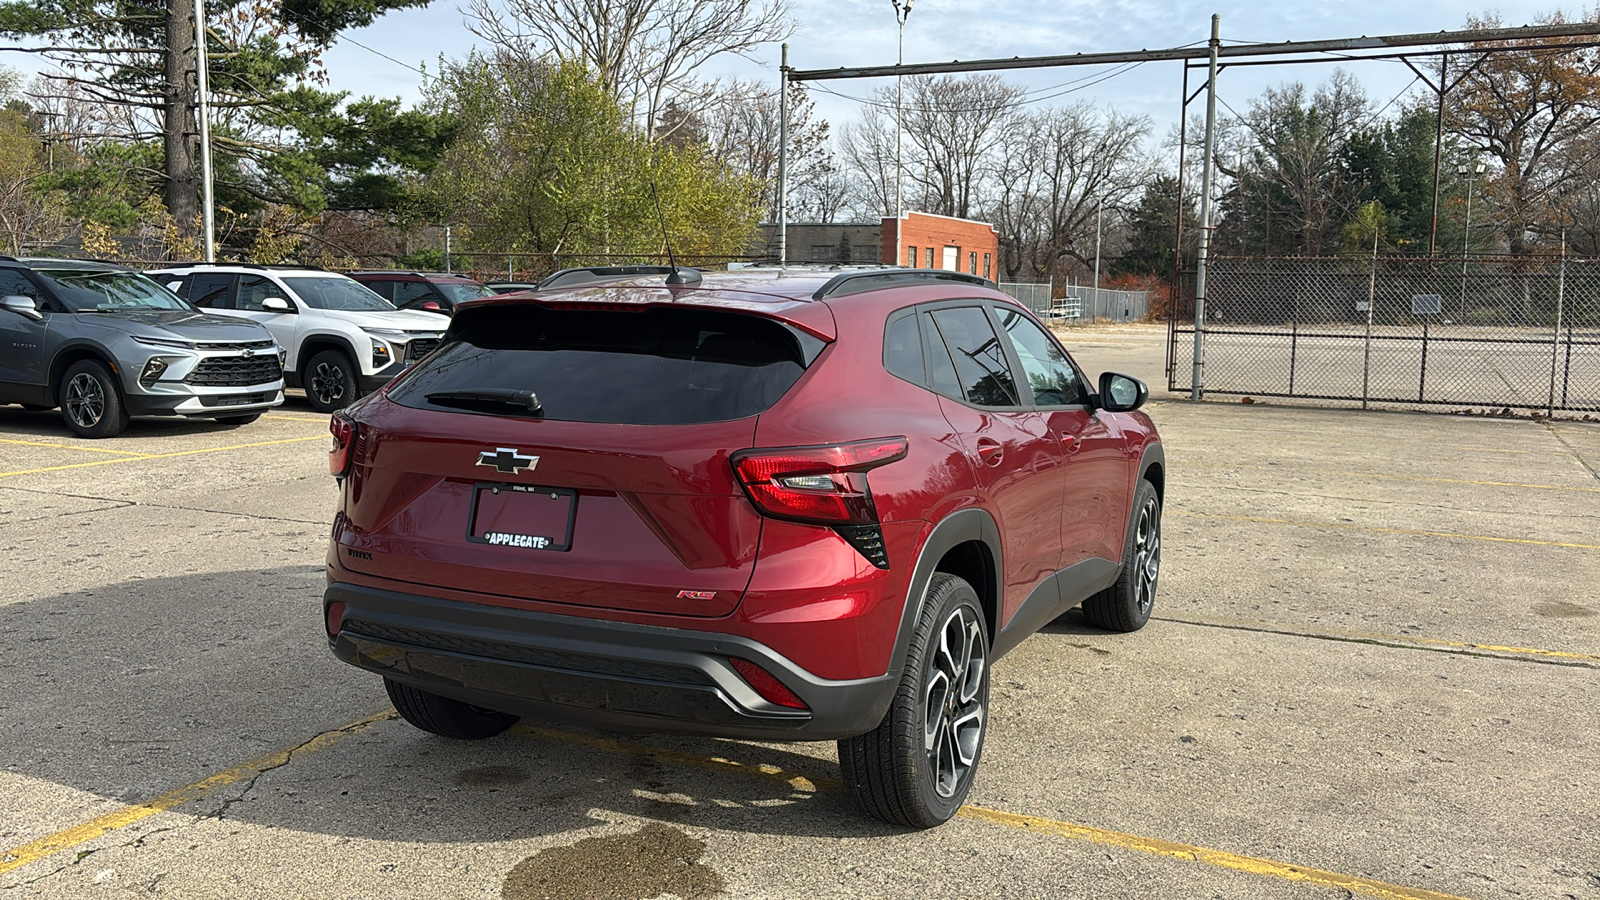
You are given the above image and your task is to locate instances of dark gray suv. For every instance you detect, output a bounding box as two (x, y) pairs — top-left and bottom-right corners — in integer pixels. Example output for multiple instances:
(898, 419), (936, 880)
(0, 257), (285, 438)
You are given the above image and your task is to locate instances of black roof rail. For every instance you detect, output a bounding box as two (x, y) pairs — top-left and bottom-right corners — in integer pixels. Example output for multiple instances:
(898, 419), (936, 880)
(0, 255), (17, 263)
(812, 268), (996, 300)
(537, 265), (701, 290)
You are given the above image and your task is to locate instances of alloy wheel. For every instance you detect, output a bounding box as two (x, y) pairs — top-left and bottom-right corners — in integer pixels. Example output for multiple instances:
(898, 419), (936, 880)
(923, 605), (986, 798)
(311, 361), (346, 407)
(64, 373), (105, 428)
(1134, 497), (1161, 615)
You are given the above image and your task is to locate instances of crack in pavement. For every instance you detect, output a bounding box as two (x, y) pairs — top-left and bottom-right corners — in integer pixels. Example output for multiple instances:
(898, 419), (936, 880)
(1188, 484), (1600, 522)
(1544, 420), (1600, 484)
(0, 486), (327, 527)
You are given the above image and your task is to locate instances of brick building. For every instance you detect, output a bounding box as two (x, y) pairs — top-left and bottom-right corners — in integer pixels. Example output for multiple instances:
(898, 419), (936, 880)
(753, 212), (1001, 279)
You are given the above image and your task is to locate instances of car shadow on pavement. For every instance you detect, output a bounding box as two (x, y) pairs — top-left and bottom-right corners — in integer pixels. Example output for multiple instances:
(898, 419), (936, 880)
(0, 406), (268, 440)
(0, 567), (901, 844)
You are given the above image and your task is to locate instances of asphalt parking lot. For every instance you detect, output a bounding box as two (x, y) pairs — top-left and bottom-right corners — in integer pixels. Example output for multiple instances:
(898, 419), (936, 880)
(3, 325), (1598, 900)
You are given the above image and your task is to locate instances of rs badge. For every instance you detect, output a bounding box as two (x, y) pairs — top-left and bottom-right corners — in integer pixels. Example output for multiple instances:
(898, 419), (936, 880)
(676, 590), (717, 601)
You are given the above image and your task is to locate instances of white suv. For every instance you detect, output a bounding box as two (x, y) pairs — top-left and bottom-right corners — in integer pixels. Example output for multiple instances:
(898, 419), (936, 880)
(147, 264), (447, 412)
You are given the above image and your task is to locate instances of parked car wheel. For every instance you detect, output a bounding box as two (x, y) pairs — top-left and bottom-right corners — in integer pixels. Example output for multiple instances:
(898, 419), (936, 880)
(304, 349), (356, 413)
(1082, 480), (1162, 632)
(839, 573), (989, 828)
(212, 413), (262, 426)
(384, 678), (519, 739)
(58, 359), (130, 439)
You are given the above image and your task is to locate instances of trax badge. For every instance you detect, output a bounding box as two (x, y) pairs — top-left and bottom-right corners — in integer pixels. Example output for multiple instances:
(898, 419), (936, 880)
(477, 447), (538, 475)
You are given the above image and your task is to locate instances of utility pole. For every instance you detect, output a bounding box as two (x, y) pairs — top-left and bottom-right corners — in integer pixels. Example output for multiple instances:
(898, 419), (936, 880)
(1093, 197), (1103, 302)
(778, 43), (789, 267)
(893, 0), (913, 267)
(193, 0), (215, 262)
(1191, 14), (1220, 401)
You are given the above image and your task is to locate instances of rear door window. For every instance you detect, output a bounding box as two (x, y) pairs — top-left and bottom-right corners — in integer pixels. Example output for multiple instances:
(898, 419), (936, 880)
(387, 306), (811, 425)
(927, 306), (1021, 407)
(235, 275), (291, 311)
(186, 273), (235, 308)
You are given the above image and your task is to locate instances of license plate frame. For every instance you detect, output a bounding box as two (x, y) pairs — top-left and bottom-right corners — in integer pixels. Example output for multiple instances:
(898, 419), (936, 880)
(465, 482), (577, 552)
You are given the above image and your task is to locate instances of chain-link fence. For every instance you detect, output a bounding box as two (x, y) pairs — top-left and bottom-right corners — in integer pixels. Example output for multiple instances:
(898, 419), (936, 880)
(1167, 255), (1600, 413)
(1001, 281), (1151, 324)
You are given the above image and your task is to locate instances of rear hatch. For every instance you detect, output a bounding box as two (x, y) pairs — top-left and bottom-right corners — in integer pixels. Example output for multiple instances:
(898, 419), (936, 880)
(334, 301), (821, 618)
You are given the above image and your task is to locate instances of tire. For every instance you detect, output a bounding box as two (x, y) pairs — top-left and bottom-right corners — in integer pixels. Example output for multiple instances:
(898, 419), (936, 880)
(212, 413), (261, 426)
(1083, 480), (1162, 632)
(838, 573), (990, 828)
(303, 349), (357, 413)
(58, 359), (130, 439)
(385, 678), (519, 740)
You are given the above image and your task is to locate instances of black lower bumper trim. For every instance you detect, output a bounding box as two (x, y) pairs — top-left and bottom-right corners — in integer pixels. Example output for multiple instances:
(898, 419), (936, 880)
(325, 582), (896, 741)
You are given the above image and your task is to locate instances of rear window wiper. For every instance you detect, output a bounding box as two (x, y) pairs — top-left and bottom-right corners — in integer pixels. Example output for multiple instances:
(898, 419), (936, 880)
(425, 389), (544, 416)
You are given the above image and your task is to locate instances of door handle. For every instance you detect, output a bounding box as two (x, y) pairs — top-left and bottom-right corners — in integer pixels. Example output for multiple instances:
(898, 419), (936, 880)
(1059, 431), (1082, 452)
(976, 437), (1004, 466)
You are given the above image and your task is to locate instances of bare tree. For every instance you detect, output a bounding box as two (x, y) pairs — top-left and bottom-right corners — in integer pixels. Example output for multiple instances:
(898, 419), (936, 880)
(695, 80), (829, 221)
(466, 0), (792, 138)
(898, 74), (1024, 219)
(839, 106), (897, 218)
(987, 102), (1152, 281)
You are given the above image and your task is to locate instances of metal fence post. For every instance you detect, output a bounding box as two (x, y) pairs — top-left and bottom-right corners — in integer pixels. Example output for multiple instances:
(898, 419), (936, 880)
(1361, 228), (1378, 410)
(1548, 234), (1566, 417)
(1191, 14), (1221, 401)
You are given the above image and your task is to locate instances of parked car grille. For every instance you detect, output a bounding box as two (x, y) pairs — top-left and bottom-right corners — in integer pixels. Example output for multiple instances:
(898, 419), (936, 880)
(342, 619), (716, 686)
(404, 338), (441, 363)
(185, 355), (283, 386)
(201, 392), (271, 408)
(193, 339), (276, 351)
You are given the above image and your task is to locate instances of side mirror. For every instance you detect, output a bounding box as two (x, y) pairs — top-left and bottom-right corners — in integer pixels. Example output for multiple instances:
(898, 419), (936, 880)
(261, 297), (292, 313)
(419, 300), (442, 311)
(1097, 371), (1148, 412)
(1, 295), (42, 321)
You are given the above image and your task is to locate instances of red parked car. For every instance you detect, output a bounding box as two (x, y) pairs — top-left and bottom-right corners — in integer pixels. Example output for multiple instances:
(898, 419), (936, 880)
(323, 266), (1164, 827)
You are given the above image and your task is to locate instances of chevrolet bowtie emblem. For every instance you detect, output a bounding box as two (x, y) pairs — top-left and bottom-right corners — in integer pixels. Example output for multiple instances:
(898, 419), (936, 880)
(477, 447), (538, 475)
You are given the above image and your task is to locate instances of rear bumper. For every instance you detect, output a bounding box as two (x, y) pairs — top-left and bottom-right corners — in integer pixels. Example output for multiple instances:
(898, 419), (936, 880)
(324, 582), (897, 741)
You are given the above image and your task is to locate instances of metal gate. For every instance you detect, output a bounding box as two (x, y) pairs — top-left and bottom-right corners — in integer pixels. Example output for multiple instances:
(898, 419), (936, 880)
(1168, 256), (1600, 414)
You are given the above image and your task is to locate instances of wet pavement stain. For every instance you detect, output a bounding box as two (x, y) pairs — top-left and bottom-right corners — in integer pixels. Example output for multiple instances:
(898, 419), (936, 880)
(501, 822), (724, 900)
(455, 765), (531, 788)
(1533, 601), (1596, 618)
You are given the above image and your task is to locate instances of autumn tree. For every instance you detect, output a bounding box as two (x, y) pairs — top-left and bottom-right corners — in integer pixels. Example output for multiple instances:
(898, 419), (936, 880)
(1446, 10), (1600, 254)
(0, 0), (428, 245)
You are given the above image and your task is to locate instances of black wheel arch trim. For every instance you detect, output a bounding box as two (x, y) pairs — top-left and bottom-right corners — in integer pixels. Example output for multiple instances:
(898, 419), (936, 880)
(884, 507), (1004, 681)
(49, 341), (125, 395)
(1137, 440), (1165, 499)
(298, 334), (363, 377)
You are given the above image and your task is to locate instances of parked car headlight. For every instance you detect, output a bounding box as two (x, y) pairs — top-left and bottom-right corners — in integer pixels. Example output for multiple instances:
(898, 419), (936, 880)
(370, 337), (391, 368)
(133, 336), (195, 350)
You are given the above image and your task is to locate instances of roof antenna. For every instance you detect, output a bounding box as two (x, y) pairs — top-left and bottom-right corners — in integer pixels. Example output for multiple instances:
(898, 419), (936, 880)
(649, 182), (699, 285)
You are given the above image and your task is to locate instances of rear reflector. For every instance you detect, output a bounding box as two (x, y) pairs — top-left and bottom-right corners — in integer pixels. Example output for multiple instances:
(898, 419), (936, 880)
(729, 658), (808, 710)
(731, 437), (907, 526)
(325, 601), (346, 637)
(329, 414), (356, 477)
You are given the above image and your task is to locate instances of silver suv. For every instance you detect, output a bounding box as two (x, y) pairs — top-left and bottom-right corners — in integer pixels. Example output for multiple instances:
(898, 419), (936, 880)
(147, 264), (447, 412)
(0, 257), (285, 438)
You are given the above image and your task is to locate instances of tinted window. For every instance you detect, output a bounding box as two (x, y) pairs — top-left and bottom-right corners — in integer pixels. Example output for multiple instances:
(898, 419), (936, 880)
(993, 307), (1089, 406)
(235, 274), (290, 312)
(928, 307), (1019, 407)
(883, 311), (924, 385)
(364, 280), (394, 300)
(388, 307), (809, 425)
(392, 281), (434, 305)
(0, 270), (41, 301)
(437, 282), (495, 304)
(920, 311), (963, 400)
(186, 273), (234, 308)
(282, 277), (394, 311)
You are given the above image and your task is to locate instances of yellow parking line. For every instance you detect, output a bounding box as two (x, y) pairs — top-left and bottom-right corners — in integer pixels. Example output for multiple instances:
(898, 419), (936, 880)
(0, 435), (328, 479)
(1169, 510), (1600, 551)
(265, 414), (330, 423)
(0, 710), (394, 876)
(1160, 616), (1600, 665)
(1181, 462), (1600, 493)
(0, 438), (153, 458)
(956, 806), (1467, 900)
(5, 711), (1470, 900)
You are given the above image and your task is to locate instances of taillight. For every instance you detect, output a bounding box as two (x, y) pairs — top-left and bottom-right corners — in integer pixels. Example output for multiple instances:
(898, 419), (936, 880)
(731, 437), (907, 569)
(329, 413), (356, 477)
(728, 658), (808, 710)
(325, 601), (346, 638)
(731, 437), (907, 525)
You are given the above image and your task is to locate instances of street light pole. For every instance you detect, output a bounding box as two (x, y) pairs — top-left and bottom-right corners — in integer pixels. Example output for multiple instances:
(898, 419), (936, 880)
(193, 0), (215, 262)
(893, 0), (912, 267)
(1458, 161), (1484, 319)
(1093, 197), (1103, 310)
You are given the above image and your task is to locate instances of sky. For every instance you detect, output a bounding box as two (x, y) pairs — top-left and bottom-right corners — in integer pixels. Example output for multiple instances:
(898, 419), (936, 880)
(0, 0), (1561, 138)
(307, 0), (1546, 134)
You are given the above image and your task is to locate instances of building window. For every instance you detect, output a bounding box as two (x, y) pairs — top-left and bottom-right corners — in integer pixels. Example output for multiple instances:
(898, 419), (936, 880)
(925, 247), (934, 268)
(969, 252), (977, 275)
(908, 246), (918, 268)
(983, 253), (991, 279)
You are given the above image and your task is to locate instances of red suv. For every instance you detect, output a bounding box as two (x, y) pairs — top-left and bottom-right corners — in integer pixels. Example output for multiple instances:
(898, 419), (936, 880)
(323, 266), (1164, 827)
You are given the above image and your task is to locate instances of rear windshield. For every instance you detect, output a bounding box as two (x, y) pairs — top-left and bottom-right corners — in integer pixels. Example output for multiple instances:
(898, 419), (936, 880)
(387, 306), (810, 425)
